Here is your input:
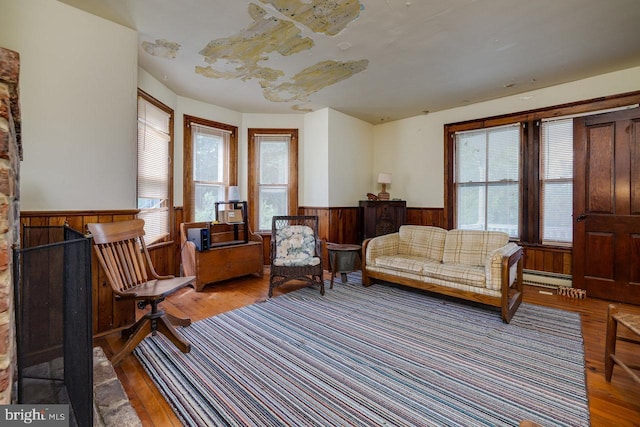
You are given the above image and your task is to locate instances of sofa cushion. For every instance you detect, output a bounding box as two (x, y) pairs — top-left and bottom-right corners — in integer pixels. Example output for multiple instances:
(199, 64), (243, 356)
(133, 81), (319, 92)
(442, 229), (509, 267)
(422, 262), (486, 288)
(398, 225), (447, 262)
(374, 255), (437, 275)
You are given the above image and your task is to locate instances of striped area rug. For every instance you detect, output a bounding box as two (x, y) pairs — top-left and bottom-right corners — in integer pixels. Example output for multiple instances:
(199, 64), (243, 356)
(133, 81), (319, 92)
(135, 274), (589, 427)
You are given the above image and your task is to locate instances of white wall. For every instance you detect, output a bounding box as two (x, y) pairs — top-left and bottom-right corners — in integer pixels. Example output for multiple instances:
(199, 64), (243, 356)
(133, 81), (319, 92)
(138, 67), (177, 110)
(0, 0), (138, 210)
(374, 115), (439, 206)
(303, 109), (330, 206)
(374, 66), (640, 208)
(327, 109), (373, 206)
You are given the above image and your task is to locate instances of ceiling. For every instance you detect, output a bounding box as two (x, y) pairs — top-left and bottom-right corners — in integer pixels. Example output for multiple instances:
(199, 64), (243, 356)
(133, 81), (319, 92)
(59, 0), (640, 124)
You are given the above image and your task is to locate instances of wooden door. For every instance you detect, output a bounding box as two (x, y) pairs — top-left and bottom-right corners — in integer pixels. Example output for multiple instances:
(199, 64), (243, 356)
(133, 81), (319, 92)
(573, 107), (640, 304)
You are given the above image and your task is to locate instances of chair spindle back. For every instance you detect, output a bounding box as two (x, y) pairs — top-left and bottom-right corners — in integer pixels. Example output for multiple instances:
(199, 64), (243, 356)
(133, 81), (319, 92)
(88, 219), (151, 295)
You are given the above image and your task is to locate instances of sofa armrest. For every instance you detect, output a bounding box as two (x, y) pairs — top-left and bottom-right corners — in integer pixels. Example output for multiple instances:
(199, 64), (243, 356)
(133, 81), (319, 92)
(361, 233), (399, 287)
(364, 232), (399, 264)
(485, 243), (521, 290)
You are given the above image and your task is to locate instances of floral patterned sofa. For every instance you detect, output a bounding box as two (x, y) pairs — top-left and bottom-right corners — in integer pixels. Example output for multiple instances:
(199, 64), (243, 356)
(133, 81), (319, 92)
(362, 225), (523, 323)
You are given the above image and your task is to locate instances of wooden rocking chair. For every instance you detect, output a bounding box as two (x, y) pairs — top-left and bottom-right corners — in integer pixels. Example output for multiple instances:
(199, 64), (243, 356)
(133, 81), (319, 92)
(88, 219), (195, 366)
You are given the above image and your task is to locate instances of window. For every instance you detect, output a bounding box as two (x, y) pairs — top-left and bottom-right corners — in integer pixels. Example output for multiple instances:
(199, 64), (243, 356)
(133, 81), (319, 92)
(137, 90), (173, 245)
(454, 124), (521, 238)
(445, 92), (640, 247)
(248, 129), (298, 232)
(184, 116), (237, 222)
(540, 118), (573, 244)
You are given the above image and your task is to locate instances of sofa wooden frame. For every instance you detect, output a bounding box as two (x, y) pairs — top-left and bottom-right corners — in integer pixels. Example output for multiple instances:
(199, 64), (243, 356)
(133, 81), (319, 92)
(361, 238), (524, 323)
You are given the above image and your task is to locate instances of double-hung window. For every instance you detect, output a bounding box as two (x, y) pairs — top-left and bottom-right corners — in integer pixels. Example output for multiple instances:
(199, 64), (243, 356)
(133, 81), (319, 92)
(136, 91), (173, 245)
(184, 116), (237, 222)
(454, 124), (521, 238)
(540, 118), (573, 244)
(446, 94), (639, 248)
(248, 129), (298, 232)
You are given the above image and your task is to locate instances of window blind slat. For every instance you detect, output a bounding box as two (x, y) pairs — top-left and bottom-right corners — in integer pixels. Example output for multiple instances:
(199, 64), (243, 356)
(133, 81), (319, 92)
(137, 95), (171, 245)
(540, 118), (573, 244)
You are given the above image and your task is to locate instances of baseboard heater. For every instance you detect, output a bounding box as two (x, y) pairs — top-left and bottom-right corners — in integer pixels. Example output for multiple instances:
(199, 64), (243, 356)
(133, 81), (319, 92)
(522, 269), (572, 289)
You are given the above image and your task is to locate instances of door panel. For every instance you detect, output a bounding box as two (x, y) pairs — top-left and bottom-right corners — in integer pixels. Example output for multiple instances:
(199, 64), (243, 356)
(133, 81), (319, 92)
(586, 124), (615, 213)
(632, 120), (640, 214)
(631, 234), (640, 284)
(584, 232), (614, 279)
(574, 108), (640, 304)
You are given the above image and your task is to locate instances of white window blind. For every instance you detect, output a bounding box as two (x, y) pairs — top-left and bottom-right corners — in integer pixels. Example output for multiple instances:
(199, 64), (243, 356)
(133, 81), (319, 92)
(191, 124), (230, 221)
(540, 118), (573, 244)
(137, 96), (171, 245)
(454, 124), (521, 238)
(255, 134), (290, 231)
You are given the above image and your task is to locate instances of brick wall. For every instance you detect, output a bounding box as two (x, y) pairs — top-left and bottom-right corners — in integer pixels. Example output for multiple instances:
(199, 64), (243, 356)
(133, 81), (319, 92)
(0, 47), (21, 404)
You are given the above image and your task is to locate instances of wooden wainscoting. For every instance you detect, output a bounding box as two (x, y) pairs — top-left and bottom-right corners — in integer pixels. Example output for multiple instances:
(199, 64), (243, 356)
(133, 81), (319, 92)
(522, 245), (572, 275)
(299, 206), (446, 244)
(21, 210), (180, 336)
(179, 205), (571, 287)
(299, 206), (360, 267)
(406, 207), (445, 228)
(299, 206), (360, 245)
(21, 207), (568, 337)
(299, 205), (446, 266)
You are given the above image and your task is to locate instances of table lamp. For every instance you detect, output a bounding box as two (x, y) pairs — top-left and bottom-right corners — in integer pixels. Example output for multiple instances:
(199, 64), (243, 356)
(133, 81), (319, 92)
(228, 186), (240, 202)
(377, 173), (391, 200)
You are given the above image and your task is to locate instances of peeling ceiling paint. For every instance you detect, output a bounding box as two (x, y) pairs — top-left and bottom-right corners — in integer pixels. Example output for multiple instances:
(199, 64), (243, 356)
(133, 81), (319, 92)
(258, 0), (363, 36)
(196, 0), (367, 112)
(59, 0), (640, 123)
(141, 39), (181, 59)
(196, 4), (314, 82)
(263, 59), (369, 110)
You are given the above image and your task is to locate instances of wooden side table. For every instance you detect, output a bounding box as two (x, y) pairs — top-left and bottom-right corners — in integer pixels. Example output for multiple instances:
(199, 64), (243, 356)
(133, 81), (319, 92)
(327, 243), (362, 288)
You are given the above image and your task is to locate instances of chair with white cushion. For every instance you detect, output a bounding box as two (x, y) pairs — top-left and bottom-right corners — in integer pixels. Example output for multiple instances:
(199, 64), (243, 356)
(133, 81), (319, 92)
(269, 215), (324, 297)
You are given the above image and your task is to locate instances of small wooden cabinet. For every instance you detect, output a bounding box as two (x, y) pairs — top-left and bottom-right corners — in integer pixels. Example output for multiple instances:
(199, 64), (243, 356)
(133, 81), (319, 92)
(180, 203), (263, 291)
(359, 200), (406, 241)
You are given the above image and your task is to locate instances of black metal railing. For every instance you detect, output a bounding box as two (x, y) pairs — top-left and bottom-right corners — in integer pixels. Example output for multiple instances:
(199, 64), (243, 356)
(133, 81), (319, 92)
(14, 225), (92, 427)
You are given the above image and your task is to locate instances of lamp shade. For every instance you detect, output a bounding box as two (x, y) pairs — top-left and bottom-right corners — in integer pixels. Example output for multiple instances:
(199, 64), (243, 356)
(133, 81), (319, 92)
(228, 186), (240, 202)
(377, 173), (392, 184)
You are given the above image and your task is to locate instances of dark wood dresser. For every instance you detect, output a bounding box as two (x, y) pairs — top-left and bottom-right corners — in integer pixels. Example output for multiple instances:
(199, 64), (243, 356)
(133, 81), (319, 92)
(359, 200), (407, 241)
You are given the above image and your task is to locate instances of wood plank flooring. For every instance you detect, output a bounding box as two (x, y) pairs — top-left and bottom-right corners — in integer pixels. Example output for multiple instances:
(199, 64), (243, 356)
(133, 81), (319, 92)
(94, 272), (640, 426)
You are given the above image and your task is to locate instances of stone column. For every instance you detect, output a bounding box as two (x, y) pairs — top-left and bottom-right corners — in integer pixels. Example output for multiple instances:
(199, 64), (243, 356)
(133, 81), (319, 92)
(0, 46), (22, 404)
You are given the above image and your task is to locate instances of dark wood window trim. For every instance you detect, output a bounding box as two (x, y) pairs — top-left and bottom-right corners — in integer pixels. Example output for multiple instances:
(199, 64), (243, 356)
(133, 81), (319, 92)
(248, 128), (298, 233)
(444, 90), (640, 247)
(183, 115), (238, 222)
(137, 89), (174, 243)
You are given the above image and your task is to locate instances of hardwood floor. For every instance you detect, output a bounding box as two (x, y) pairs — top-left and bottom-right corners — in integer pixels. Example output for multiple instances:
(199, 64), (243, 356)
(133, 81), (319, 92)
(95, 272), (640, 427)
